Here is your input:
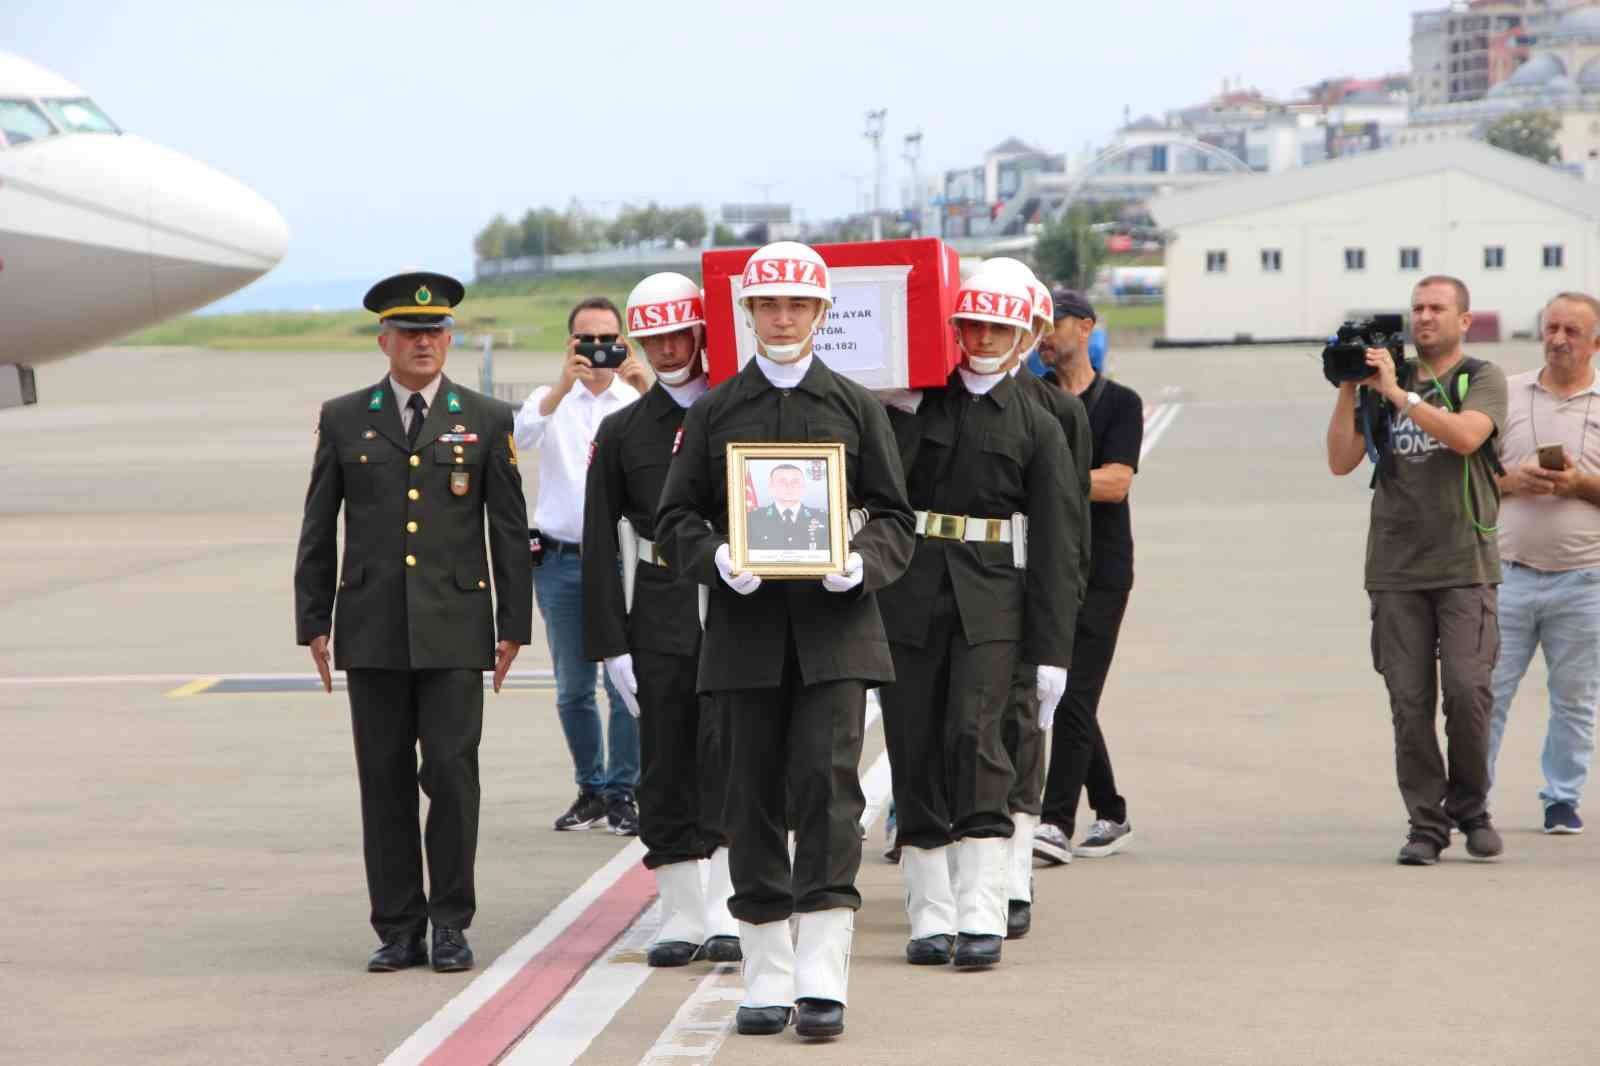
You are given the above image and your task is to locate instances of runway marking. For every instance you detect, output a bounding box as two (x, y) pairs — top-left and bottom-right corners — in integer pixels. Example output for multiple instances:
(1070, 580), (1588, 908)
(636, 964), (742, 1065)
(379, 840), (649, 1066)
(164, 676), (220, 698)
(1141, 402), (1182, 460)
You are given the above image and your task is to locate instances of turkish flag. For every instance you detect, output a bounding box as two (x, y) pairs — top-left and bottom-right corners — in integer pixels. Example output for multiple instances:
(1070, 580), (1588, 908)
(744, 468), (758, 512)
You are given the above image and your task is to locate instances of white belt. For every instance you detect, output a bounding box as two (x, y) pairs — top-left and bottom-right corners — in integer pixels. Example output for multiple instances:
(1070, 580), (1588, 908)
(914, 510), (1013, 543)
(635, 536), (666, 567)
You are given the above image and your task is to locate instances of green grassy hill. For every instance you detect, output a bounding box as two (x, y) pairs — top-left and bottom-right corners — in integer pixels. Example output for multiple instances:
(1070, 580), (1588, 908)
(124, 269), (1162, 351)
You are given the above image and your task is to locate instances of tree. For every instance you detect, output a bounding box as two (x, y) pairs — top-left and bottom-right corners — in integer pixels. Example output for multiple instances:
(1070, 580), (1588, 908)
(473, 214), (518, 261)
(1031, 205), (1106, 290)
(668, 205), (708, 245)
(712, 223), (739, 247)
(1484, 110), (1562, 165)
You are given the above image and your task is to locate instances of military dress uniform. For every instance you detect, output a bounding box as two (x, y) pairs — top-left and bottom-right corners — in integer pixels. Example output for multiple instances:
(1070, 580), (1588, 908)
(879, 368), (1079, 964)
(582, 381), (739, 963)
(999, 369), (1091, 936)
(655, 355), (914, 1024)
(746, 502), (831, 551)
(294, 273), (530, 971)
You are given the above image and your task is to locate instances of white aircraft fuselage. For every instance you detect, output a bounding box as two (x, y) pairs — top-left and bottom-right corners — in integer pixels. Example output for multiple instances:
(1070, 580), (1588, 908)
(0, 52), (288, 402)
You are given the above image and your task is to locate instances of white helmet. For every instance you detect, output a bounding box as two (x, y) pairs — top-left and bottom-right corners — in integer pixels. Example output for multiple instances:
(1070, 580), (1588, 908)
(737, 241), (833, 309)
(738, 241), (833, 363)
(951, 271), (1035, 373)
(971, 257), (1051, 335)
(625, 272), (704, 338)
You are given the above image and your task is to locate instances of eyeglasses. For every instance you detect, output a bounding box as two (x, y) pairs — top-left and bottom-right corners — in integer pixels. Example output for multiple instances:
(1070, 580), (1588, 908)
(572, 333), (619, 344)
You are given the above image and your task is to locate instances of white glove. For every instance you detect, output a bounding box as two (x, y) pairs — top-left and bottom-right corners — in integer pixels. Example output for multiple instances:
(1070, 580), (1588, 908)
(876, 388), (924, 414)
(605, 654), (641, 718)
(714, 542), (762, 595)
(1036, 665), (1067, 731)
(821, 551), (865, 593)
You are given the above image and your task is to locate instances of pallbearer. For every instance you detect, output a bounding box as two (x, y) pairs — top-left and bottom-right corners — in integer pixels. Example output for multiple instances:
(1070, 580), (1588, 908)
(877, 268), (1078, 969)
(657, 241), (915, 1040)
(583, 273), (739, 967)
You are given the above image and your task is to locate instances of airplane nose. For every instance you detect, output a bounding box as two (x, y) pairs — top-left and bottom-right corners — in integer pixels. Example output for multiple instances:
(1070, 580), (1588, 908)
(126, 135), (288, 318)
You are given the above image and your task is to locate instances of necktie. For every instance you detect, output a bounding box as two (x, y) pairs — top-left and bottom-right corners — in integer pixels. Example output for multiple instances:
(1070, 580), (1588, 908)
(406, 393), (426, 449)
(784, 510), (795, 525)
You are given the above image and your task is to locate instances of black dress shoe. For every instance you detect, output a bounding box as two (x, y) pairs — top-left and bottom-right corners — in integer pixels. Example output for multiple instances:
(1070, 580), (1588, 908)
(367, 935), (427, 972)
(1006, 900), (1032, 940)
(703, 935), (742, 963)
(905, 933), (954, 965)
(794, 998), (844, 1039)
(735, 1005), (791, 1035)
(431, 927), (474, 973)
(952, 932), (1003, 969)
(647, 940), (701, 967)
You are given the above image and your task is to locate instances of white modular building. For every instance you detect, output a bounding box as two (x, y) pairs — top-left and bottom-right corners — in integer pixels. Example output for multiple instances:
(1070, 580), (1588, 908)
(1148, 140), (1600, 341)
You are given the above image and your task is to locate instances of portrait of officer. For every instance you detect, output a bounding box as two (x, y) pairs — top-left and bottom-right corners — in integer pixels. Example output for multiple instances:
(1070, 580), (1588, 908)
(746, 463), (830, 551)
(294, 271), (531, 974)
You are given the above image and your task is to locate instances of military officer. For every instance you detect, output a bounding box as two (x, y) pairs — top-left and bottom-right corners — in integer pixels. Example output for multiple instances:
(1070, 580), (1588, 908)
(656, 241), (915, 1040)
(747, 464), (831, 551)
(876, 268), (1078, 971)
(582, 272), (740, 968)
(294, 271), (531, 974)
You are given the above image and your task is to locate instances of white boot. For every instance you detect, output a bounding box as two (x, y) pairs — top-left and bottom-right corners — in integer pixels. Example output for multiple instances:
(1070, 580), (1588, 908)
(955, 837), (1009, 937)
(738, 919), (796, 1010)
(704, 848), (740, 939)
(649, 861), (707, 966)
(901, 845), (957, 940)
(1008, 813), (1037, 904)
(794, 908), (853, 1006)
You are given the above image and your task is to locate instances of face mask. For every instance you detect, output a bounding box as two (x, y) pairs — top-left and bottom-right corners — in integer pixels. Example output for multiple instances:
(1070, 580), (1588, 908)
(956, 321), (1022, 375)
(656, 362), (696, 385)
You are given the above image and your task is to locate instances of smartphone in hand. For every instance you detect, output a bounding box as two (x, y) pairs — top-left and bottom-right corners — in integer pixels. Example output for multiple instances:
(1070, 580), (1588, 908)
(1538, 443), (1569, 471)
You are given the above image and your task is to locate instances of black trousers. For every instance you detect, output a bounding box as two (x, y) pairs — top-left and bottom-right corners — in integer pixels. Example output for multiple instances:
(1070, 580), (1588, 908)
(1003, 661), (1045, 816)
(881, 586), (1019, 850)
(1041, 585), (1130, 835)
(718, 642), (867, 924)
(346, 668), (483, 940)
(635, 648), (729, 869)
(1369, 586), (1497, 848)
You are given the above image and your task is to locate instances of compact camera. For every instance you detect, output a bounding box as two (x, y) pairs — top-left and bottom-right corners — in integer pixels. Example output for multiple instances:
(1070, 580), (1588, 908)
(577, 340), (630, 369)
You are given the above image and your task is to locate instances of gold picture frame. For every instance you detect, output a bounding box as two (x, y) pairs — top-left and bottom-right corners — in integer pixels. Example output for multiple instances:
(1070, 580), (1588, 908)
(725, 442), (849, 578)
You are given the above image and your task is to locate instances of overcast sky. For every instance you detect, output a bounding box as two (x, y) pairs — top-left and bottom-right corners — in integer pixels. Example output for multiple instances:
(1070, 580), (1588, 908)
(6, 1), (1411, 293)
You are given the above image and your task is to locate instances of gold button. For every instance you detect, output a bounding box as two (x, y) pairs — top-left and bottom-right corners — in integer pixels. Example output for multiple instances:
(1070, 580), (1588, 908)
(359, 454), (368, 464)
(455, 456), (464, 464)
(453, 445), (464, 455)
(405, 554), (417, 567)
(409, 455), (420, 467)
(406, 521), (418, 533)
(477, 580), (487, 589)
(408, 489), (420, 501)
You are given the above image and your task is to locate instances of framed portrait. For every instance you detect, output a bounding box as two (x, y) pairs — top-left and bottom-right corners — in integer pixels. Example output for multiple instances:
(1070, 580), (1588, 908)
(726, 442), (848, 577)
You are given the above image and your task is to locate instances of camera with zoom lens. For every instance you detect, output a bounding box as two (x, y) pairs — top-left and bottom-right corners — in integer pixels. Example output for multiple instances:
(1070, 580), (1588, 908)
(577, 340), (630, 369)
(1322, 313), (1406, 386)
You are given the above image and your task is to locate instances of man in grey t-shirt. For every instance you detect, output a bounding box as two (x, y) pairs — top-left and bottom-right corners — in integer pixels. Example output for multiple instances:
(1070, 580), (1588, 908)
(1326, 275), (1508, 866)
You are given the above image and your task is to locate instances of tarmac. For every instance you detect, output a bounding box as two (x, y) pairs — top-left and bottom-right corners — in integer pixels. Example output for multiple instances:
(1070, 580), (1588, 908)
(2, 339), (1595, 1066)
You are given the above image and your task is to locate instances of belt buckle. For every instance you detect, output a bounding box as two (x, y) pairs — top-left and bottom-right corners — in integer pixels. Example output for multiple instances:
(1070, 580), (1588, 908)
(927, 512), (966, 539)
(980, 519), (1004, 543)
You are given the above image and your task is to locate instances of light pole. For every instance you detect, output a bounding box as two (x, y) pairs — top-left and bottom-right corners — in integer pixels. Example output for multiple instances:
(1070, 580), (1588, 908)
(865, 108), (886, 241)
(903, 130), (923, 236)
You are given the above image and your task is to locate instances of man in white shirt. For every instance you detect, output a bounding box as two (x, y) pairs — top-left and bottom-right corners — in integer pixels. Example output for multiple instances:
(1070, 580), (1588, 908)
(1490, 291), (1600, 835)
(515, 296), (650, 834)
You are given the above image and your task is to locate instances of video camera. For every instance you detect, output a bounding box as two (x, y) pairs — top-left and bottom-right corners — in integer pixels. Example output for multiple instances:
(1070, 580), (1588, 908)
(1321, 313), (1406, 386)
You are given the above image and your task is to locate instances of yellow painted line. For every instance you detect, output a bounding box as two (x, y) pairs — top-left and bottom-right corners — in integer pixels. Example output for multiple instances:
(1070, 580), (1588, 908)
(164, 676), (221, 699)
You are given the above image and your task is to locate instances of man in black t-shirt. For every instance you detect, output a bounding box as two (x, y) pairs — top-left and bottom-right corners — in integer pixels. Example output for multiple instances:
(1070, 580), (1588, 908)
(1033, 290), (1143, 863)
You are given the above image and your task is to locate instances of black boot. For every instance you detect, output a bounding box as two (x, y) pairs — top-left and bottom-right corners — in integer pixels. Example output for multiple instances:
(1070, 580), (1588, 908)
(703, 935), (742, 962)
(1006, 900), (1031, 940)
(735, 1006), (791, 1035)
(647, 941), (702, 967)
(952, 933), (1002, 969)
(905, 933), (954, 965)
(794, 998), (844, 1039)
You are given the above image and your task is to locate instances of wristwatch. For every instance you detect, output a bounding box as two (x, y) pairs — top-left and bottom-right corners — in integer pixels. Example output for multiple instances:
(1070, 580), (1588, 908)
(1400, 391), (1423, 417)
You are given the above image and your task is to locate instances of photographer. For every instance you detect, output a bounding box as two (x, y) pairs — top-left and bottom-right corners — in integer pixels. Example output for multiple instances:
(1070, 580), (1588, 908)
(1325, 275), (1508, 867)
(514, 296), (650, 835)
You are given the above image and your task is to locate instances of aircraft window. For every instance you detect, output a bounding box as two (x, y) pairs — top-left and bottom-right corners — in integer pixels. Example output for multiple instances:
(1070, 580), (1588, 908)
(42, 98), (119, 134)
(0, 98), (57, 146)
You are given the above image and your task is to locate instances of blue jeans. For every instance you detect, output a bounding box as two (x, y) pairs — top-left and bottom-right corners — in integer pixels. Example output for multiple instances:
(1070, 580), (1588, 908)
(1489, 561), (1600, 810)
(533, 546), (638, 800)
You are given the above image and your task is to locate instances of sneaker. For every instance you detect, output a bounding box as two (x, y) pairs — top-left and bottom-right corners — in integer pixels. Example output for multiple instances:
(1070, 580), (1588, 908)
(1544, 802), (1584, 835)
(1461, 818), (1503, 860)
(1397, 836), (1442, 866)
(1031, 822), (1073, 865)
(607, 794), (640, 836)
(1074, 819), (1132, 858)
(553, 790), (607, 831)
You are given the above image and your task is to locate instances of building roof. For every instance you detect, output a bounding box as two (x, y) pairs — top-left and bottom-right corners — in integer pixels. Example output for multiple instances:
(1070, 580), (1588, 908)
(1148, 139), (1600, 229)
(986, 137), (1042, 157)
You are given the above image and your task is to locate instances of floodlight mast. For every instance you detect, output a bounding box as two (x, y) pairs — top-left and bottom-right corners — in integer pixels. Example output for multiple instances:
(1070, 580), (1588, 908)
(865, 108), (886, 241)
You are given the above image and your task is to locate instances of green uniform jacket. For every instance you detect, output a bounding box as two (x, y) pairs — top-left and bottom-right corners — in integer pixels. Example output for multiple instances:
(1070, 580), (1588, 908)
(294, 374), (532, 670)
(882, 370), (1080, 668)
(656, 358), (916, 692)
(1017, 370), (1092, 615)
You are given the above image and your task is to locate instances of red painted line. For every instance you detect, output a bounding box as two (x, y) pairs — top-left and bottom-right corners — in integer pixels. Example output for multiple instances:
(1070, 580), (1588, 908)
(422, 862), (657, 1066)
